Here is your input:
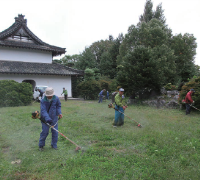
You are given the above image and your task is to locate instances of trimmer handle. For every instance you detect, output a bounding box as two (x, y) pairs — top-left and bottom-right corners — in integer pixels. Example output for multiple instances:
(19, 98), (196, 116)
(39, 118), (46, 124)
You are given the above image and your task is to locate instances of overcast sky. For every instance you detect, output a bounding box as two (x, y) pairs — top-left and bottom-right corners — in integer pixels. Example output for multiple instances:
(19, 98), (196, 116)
(0, 0), (200, 65)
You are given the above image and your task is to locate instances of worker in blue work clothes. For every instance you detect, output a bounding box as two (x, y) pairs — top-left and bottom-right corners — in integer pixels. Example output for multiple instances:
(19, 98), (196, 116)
(39, 87), (63, 151)
(38, 89), (44, 100)
(98, 89), (106, 103)
(106, 91), (109, 100)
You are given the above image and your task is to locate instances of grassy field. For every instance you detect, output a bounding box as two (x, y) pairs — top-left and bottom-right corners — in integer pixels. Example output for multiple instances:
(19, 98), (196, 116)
(1, 99), (200, 180)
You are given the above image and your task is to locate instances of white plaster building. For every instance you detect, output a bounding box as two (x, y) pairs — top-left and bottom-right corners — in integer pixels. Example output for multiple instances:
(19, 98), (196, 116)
(0, 14), (83, 97)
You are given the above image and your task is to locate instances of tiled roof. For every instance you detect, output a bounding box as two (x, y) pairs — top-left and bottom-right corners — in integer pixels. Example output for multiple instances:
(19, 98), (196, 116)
(0, 14), (66, 56)
(0, 60), (84, 76)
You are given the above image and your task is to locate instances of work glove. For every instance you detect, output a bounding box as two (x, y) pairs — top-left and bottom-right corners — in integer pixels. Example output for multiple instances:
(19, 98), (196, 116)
(46, 119), (52, 124)
(58, 114), (63, 119)
(193, 101), (195, 104)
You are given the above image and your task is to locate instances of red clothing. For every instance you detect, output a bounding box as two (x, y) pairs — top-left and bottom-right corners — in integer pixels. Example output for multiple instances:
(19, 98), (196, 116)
(185, 91), (194, 103)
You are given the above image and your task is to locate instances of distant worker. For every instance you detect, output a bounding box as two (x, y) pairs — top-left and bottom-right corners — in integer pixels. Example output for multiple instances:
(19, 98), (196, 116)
(185, 89), (195, 115)
(106, 91), (109, 100)
(36, 89), (44, 102)
(38, 89), (44, 99)
(113, 88), (127, 127)
(98, 89), (106, 103)
(61, 87), (68, 101)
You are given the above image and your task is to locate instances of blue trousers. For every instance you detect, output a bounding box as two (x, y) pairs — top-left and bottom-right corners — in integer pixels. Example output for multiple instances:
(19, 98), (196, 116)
(98, 95), (103, 103)
(186, 103), (191, 115)
(114, 105), (124, 126)
(39, 122), (58, 148)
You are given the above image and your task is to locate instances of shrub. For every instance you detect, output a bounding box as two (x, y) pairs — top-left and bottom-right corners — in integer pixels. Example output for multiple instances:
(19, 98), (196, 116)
(164, 83), (177, 90)
(108, 79), (117, 92)
(77, 80), (101, 100)
(84, 68), (95, 81)
(72, 76), (83, 98)
(92, 68), (101, 80)
(178, 77), (200, 108)
(0, 80), (32, 107)
(99, 80), (110, 91)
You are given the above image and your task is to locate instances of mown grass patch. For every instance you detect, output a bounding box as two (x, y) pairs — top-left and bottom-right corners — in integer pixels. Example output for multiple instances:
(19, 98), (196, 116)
(0, 99), (200, 179)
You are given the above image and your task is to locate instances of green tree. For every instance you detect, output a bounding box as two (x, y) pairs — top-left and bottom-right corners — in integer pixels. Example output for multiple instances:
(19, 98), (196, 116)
(99, 51), (112, 76)
(170, 33), (197, 82)
(53, 54), (81, 68)
(117, 0), (197, 96)
(84, 68), (95, 81)
(89, 39), (113, 68)
(61, 55), (72, 66)
(58, 54), (81, 67)
(108, 34), (123, 79)
(52, 59), (62, 64)
(118, 19), (172, 62)
(194, 65), (200, 77)
(75, 47), (97, 70)
(77, 68), (101, 100)
(154, 3), (166, 24)
(92, 68), (101, 80)
(139, 0), (166, 24)
(77, 80), (101, 100)
(71, 76), (83, 98)
(139, 0), (154, 23)
(0, 80), (32, 107)
(68, 54), (81, 67)
(117, 44), (176, 95)
(117, 19), (176, 95)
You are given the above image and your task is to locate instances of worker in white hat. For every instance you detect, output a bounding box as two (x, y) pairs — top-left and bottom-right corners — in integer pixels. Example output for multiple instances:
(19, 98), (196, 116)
(39, 87), (63, 151)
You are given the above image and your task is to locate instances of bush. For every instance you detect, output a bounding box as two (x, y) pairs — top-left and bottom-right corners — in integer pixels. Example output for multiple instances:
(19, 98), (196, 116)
(72, 76), (83, 98)
(178, 77), (200, 108)
(0, 80), (32, 107)
(77, 80), (101, 100)
(108, 79), (117, 92)
(99, 80), (110, 91)
(164, 83), (177, 90)
(84, 68), (95, 81)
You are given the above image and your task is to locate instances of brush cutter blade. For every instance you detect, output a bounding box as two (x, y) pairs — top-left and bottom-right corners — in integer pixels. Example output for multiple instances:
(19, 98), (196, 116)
(108, 103), (114, 108)
(75, 146), (81, 151)
(137, 124), (142, 128)
(32, 111), (40, 119)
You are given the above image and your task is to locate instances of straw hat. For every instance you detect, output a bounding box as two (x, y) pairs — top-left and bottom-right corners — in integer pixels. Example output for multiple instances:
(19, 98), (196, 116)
(45, 87), (55, 96)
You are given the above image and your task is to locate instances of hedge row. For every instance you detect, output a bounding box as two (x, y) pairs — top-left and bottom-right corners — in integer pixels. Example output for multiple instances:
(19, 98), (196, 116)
(0, 80), (32, 107)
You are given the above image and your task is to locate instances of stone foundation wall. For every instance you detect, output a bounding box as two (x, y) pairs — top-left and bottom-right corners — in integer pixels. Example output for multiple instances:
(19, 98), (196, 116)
(128, 90), (180, 109)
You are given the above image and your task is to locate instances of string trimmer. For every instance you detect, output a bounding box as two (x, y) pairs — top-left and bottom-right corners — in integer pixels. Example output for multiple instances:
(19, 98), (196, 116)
(190, 104), (200, 112)
(32, 111), (81, 151)
(182, 100), (200, 112)
(108, 103), (142, 127)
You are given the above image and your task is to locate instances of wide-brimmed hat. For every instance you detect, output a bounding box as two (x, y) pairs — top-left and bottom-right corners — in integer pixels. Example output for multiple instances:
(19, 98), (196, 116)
(45, 87), (55, 96)
(119, 88), (124, 92)
(190, 89), (195, 92)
